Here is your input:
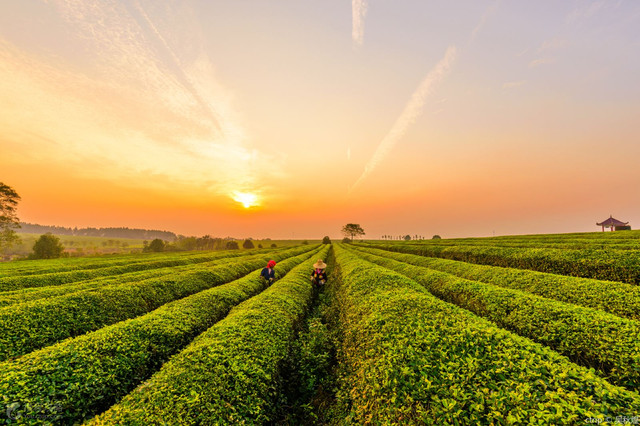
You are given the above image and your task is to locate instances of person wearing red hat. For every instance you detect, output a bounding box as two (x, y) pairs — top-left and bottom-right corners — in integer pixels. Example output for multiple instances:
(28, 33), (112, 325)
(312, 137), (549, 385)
(260, 260), (276, 285)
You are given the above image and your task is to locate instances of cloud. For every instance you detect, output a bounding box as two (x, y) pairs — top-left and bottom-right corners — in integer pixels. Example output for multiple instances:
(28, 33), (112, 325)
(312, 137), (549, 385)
(352, 0), (368, 46)
(566, 0), (606, 25)
(470, 0), (501, 43)
(537, 37), (569, 54)
(127, 0), (222, 132)
(529, 58), (553, 68)
(1, 1), (282, 202)
(524, 38), (566, 70)
(350, 46), (457, 192)
(502, 80), (526, 89)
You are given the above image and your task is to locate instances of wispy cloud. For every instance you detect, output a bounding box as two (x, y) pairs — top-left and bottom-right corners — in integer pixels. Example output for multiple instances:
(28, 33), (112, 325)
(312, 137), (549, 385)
(502, 80), (526, 89)
(525, 38), (566, 70)
(566, 0), (606, 25)
(350, 46), (457, 192)
(127, 0), (222, 132)
(529, 58), (553, 68)
(1, 0), (282, 203)
(470, 0), (501, 43)
(352, 0), (368, 46)
(537, 37), (569, 54)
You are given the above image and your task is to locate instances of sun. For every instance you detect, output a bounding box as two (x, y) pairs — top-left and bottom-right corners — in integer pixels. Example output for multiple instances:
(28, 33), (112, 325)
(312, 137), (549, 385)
(232, 191), (258, 208)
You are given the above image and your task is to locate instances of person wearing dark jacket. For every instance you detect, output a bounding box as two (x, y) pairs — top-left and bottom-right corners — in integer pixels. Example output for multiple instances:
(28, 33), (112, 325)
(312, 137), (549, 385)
(310, 259), (327, 287)
(261, 260), (276, 285)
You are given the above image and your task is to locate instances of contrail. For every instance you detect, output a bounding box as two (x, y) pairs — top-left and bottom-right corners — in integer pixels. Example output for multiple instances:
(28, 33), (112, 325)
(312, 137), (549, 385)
(469, 0), (501, 44)
(130, 1), (222, 132)
(352, 0), (368, 46)
(350, 46), (457, 192)
(41, 0), (276, 198)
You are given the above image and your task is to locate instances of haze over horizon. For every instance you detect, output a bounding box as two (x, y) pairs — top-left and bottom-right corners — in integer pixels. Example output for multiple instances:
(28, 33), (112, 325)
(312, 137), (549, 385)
(2, 1), (639, 240)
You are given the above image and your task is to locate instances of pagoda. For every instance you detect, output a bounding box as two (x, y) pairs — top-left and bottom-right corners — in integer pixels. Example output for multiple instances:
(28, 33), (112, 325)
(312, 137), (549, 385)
(596, 215), (629, 232)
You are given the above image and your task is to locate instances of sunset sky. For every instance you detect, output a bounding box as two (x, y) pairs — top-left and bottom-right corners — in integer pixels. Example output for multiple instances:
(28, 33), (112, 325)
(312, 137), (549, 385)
(1, 0), (639, 239)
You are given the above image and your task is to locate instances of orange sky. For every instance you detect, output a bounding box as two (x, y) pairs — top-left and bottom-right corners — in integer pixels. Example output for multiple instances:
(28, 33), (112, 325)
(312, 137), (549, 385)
(1, 1), (639, 239)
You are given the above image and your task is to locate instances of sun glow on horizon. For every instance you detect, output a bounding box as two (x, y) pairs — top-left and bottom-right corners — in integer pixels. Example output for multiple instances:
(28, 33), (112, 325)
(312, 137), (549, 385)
(232, 191), (259, 208)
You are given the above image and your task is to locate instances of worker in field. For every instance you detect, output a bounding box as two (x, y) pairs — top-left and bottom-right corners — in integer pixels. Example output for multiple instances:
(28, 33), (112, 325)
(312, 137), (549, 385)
(261, 260), (276, 285)
(310, 259), (328, 287)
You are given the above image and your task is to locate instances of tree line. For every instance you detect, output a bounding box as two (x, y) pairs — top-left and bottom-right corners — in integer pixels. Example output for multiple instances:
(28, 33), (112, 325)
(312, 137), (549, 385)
(19, 223), (177, 241)
(142, 236), (280, 253)
(381, 235), (441, 240)
(341, 224), (441, 242)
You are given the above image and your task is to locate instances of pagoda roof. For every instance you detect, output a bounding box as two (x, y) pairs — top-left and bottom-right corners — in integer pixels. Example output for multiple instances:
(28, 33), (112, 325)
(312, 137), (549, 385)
(596, 216), (629, 227)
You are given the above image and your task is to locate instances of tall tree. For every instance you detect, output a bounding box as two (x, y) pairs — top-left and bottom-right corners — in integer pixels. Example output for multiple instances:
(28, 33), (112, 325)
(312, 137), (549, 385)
(0, 182), (21, 250)
(341, 223), (365, 241)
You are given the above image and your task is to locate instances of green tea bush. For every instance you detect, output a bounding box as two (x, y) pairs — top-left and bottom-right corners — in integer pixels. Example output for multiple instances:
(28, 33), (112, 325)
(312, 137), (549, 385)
(347, 246), (640, 391)
(329, 244), (640, 424)
(0, 250), (254, 291)
(351, 245), (640, 321)
(88, 247), (330, 425)
(0, 248), (320, 425)
(361, 242), (640, 284)
(0, 245), (318, 361)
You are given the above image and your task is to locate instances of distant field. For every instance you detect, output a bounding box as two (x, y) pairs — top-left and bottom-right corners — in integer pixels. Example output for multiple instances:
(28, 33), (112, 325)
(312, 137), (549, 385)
(258, 239), (321, 247)
(2, 231), (639, 424)
(1, 233), (147, 258)
(366, 229), (640, 242)
(1, 233), (320, 259)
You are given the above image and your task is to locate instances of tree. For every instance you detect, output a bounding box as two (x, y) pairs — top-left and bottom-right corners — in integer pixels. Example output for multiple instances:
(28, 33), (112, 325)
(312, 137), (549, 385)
(226, 241), (240, 250)
(403, 235), (411, 241)
(270, 243), (277, 248)
(342, 237), (351, 243)
(322, 236), (331, 244)
(242, 239), (254, 249)
(150, 239), (165, 252)
(31, 233), (65, 259)
(0, 182), (21, 250)
(176, 236), (198, 251)
(432, 235), (442, 240)
(341, 223), (365, 241)
(144, 238), (165, 252)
